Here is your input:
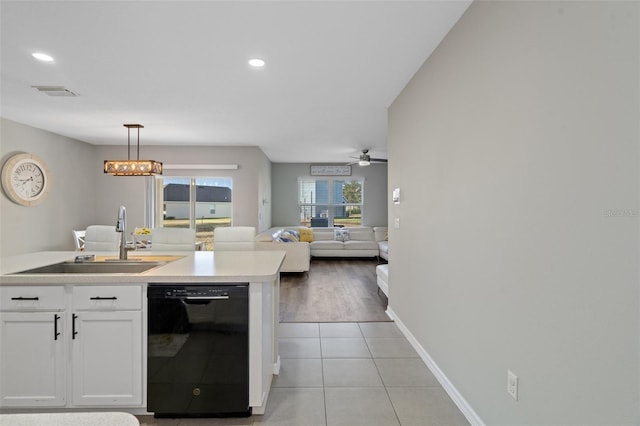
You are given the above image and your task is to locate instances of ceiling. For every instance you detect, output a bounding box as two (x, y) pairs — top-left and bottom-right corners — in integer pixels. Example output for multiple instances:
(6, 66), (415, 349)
(0, 1), (470, 163)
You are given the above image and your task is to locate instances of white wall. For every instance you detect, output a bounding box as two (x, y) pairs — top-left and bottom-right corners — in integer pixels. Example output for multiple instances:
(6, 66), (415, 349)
(388, 1), (639, 425)
(0, 119), (96, 255)
(271, 162), (388, 229)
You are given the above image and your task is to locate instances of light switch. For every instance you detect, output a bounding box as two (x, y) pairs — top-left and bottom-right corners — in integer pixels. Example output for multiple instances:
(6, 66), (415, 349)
(394, 217), (400, 229)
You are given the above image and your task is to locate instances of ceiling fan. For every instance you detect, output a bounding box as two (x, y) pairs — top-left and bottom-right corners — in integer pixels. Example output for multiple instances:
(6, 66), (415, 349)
(348, 149), (388, 166)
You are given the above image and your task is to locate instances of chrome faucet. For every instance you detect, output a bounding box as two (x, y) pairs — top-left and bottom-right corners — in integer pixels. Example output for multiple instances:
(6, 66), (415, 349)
(116, 205), (129, 260)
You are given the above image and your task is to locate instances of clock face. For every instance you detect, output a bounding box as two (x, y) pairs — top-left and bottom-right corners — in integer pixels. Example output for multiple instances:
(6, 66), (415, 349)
(12, 160), (45, 198)
(2, 153), (51, 206)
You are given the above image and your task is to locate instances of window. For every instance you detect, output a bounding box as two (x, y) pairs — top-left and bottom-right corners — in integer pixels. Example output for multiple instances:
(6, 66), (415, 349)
(155, 177), (232, 250)
(298, 178), (363, 227)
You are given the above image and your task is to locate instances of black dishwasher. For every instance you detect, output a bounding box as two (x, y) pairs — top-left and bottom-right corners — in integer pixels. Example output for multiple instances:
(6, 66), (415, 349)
(147, 284), (250, 418)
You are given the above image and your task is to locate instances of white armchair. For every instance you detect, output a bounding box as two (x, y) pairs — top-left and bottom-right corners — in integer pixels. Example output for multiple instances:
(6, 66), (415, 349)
(83, 225), (120, 251)
(150, 227), (196, 251)
(213, 226), (256, 251)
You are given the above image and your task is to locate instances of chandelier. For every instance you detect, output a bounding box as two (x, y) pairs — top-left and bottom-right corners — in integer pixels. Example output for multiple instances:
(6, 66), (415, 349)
(103, 124), (163, 176)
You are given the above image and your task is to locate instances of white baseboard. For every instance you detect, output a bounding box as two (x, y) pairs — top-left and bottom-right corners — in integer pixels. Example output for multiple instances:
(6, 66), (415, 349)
(385, 306), (485, 426)
(273, 355), (281, 375)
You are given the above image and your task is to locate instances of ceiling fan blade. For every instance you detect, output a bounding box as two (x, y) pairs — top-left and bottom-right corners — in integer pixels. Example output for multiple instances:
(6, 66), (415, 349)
(370, 158), (388, 162)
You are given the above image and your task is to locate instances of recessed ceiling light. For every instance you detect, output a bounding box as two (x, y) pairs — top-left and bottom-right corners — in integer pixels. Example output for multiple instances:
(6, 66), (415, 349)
(32, 52), (54, 62)
(248, 58), (265, 68)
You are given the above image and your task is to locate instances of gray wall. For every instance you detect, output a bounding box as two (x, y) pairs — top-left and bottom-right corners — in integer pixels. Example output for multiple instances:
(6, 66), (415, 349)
(271, 162), (388, 229)
(1, 119), (272, 256)
(388, 2), (638, 425)
(0, 119), (96, 255)
(93, 145), (271, 234)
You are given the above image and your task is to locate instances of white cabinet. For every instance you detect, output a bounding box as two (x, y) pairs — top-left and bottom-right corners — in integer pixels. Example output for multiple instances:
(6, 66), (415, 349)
(71, 285), (142, 406)
(0, 286), (66, 407)
(0, 284), (143, 409)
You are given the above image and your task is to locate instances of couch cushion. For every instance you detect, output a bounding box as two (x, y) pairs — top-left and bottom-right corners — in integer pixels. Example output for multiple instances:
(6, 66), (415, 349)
(312, 229), (335, 241)
(348, 229), (374, 241)
(310, 240), (344, 250)
(373, 227), (388, 242)
(376, 264), (388, 282)
(343, 240), (378, 250)
(255, 232), (274, 242)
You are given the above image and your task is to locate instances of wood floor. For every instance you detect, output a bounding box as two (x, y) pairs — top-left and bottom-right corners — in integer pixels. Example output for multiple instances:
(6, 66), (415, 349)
(279, 257), (390, 322)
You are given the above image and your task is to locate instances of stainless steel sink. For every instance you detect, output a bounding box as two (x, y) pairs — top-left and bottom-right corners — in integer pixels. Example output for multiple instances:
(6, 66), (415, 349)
(13, 261), (165, 274)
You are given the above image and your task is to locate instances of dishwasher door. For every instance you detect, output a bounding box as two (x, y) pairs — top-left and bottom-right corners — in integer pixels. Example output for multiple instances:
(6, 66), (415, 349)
(147, 284), (250, 417)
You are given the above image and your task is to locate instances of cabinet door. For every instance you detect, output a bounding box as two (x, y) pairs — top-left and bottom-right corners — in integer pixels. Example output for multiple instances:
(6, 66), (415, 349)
(71, 311), (142, 406)
(0, 312), (66, 407)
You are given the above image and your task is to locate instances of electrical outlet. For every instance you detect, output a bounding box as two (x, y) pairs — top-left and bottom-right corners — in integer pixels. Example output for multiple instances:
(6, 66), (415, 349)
(507, 369), (518, 400)
(394, 217), (400, 229)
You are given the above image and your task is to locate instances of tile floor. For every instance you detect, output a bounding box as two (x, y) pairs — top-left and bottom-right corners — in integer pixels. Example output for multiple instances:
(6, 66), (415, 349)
(138, 322), (469, 426)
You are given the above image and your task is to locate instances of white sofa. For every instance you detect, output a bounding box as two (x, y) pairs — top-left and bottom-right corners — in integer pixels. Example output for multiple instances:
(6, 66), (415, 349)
(255, 225), (388, 272)
(376, 264), (389, 297)
(255, 227), (310, 273)
(374, 227), (388, 261)
(309, 227), (379, 258)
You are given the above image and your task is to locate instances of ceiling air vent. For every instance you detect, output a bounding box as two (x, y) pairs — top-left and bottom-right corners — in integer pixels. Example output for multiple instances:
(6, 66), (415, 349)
(32, 86), (78, 97)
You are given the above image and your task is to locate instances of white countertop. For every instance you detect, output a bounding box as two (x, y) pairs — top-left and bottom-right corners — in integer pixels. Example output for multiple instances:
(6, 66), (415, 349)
(0, 250), (286, 285)
(0, 412), (139, 425)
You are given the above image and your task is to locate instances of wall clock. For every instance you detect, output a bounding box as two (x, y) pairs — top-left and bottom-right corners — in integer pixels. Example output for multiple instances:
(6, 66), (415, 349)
(1, 153), (51, 206)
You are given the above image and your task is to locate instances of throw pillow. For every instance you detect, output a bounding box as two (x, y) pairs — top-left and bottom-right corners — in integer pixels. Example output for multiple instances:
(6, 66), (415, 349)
(280, 230), (300, 242)
(334, 228), (350, 242)
(272, 229), (283, 242)
(273, 229), (300, 242)
(299, 228), (314, 242)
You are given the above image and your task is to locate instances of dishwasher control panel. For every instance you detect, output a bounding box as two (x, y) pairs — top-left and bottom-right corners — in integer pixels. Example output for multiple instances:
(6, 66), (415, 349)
(164, 288), (228, 298)
(148, 284), (249, 300)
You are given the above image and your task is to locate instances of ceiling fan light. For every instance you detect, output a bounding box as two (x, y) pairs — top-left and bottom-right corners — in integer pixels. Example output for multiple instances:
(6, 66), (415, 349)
(358, 159), (370, 166)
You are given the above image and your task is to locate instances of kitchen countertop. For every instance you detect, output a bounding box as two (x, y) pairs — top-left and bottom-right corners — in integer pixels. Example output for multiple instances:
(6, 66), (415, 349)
(0, 250), (286, 285)
(0, 412), (139, 425)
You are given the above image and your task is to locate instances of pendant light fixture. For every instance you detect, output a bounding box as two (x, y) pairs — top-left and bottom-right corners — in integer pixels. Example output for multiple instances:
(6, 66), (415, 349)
(104, 124), (163, 176)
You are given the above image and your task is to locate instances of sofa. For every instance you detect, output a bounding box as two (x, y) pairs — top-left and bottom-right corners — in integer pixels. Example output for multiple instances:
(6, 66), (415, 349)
(255, 227), (311, 273)
(374, 227), (388, 261)
(255, 226), (388, 272)
(309, 227), (379, 258)
(376, 264), (389, 297)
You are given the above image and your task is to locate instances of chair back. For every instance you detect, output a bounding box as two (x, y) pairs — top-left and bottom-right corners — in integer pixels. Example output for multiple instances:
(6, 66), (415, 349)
(72, 229), (86, 251)
(83, 225), (120, 251)
(213, 226), (256, 251)
(151, 227), (196, 251)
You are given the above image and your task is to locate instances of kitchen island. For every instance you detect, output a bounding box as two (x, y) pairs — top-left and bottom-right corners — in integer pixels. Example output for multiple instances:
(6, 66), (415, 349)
(0, 250), (285, 416)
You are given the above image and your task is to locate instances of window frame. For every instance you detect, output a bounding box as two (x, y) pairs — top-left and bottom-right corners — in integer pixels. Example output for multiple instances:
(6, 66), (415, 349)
(298, 177), (364, 227)
(146, 176), (233, 251)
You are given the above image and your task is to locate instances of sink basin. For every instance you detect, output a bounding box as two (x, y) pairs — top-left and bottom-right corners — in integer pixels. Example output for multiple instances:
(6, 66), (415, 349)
(13, 261), (165, 274)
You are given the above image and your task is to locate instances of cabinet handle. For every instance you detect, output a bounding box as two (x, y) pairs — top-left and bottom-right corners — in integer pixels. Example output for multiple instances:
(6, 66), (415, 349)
(54, 314), (61, 341)
(72, 314), (78, 339)
(89, 296), (117, 300)
(11, 296), (39, 301)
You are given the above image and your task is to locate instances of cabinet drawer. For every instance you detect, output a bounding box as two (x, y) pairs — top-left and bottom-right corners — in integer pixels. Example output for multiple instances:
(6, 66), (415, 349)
(72, 285), (142, 310)
(0, 286), (65, 311)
